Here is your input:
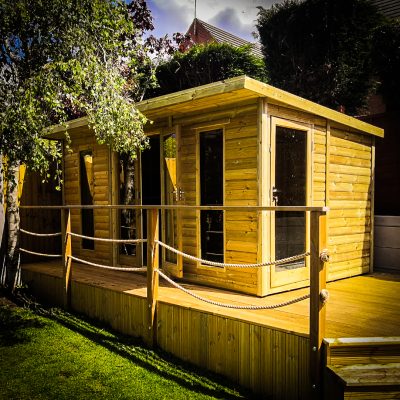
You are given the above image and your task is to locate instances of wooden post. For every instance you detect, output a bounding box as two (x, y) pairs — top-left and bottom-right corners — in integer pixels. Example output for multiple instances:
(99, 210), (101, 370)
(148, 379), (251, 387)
(62, 209), (72, 308)
(309, 210), (328, 398)
(147, 208), (159, 347)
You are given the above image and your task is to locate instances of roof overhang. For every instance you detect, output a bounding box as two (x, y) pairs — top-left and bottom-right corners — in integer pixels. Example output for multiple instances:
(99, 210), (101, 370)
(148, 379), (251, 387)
(46, 116), (89, 139)
(46, 75), (383, 139)
(137, 75), (384, 138)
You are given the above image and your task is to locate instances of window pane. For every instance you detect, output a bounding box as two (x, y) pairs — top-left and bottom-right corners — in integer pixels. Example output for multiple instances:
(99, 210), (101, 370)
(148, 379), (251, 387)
(80, 151), (94, 250)
(119, 154), (137, 256)
(200, 129), (223, 263)
(163, 134), (177, 263)
(275, 127), (307, 270)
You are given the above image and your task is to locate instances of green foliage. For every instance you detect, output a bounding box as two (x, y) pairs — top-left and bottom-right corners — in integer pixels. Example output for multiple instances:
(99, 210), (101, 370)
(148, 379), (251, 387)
(372, 19), (400, 110)
(147, 42), (268, 98)
(0, 0), (157, 175)
(0, 300), (250, 399)
(257, 0), (384, 114)
(164, 136), (177, 158)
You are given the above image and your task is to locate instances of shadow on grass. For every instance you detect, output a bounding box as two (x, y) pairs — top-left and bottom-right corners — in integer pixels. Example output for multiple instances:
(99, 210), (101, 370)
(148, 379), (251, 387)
(11, 290), (255, 400)
(0, 297), (48, 347)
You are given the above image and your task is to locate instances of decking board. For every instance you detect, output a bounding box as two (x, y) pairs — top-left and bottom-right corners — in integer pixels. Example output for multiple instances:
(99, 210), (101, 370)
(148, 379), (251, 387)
(21, 260), (400, 338)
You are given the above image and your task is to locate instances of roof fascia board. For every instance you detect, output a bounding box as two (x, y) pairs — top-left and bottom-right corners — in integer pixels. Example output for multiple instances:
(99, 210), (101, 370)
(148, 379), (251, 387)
(45, 116), (89, 139)
(45, 76), (384, 139)
(243, 76), (384, 138)
(137, 76), (247, 113)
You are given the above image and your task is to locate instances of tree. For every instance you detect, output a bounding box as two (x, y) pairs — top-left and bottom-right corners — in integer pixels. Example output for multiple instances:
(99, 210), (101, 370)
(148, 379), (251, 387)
(372, 19), (400, 111)
(146, 42), (268, 98)
(256, 0), (384, 115)
(0, 0), (164, 292)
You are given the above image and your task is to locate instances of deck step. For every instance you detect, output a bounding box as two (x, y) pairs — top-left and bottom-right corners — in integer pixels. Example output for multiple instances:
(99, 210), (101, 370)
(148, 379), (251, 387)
(325, 363), (400, 399)
(323, 338), (400, 400)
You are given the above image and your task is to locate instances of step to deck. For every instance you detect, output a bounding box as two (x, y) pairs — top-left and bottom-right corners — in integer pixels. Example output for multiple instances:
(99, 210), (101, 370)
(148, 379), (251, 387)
(323, 337), (400, 400)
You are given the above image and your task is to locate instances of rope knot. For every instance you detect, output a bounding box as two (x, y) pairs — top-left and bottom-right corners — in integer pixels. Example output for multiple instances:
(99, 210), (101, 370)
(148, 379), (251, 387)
(319, 289), (329, 305)
(319, 249), (330, 263)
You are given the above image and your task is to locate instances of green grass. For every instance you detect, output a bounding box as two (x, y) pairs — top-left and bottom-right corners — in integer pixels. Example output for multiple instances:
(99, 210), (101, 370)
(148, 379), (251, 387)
(0, 294), (252, 400)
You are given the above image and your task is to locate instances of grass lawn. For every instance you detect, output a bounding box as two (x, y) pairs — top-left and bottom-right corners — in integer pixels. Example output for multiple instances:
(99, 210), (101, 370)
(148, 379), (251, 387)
(0, 293), (252, 400)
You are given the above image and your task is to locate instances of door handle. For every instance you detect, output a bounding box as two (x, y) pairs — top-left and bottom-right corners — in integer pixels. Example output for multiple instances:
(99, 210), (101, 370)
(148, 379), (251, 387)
(272, 186), (281, 205)
(172, 187), (185, 202)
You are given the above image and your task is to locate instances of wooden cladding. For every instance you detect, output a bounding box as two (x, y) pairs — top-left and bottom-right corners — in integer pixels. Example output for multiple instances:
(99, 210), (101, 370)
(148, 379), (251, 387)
(55, 91), (376, 296)
(63, 131), (112, 266)
(327, 128), (373, 281)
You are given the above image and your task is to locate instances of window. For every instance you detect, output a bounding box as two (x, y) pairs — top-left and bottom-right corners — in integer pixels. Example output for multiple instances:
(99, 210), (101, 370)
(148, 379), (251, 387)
(199, 129), (223, 263)
(79, 151), (94, 250)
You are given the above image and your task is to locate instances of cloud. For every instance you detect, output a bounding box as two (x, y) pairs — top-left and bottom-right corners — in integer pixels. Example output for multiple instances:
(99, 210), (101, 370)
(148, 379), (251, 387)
(147, 0), (194, 38)
(146, 0), (282, 41)
(209, 7), (254, 41)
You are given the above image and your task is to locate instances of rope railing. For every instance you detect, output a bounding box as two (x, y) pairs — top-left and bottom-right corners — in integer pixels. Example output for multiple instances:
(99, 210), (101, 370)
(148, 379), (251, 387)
(156, 269), (310, 309)
(68, 255), (147, 272)
(18, 205), (329, 393)
(20, 248), (62, 258)
(67, 232), (147, 244)
(20, 228), (62, 237)
(19, 227), (63, 258)
(156, 240), (310, 268)
(19, 228), (146, 261)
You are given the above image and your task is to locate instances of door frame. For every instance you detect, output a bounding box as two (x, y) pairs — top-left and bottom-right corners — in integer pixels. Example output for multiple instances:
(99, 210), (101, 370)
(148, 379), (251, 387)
(160, 126), (183, 277)
(111, 150), (142, 268)
(270, 116), (313, 288)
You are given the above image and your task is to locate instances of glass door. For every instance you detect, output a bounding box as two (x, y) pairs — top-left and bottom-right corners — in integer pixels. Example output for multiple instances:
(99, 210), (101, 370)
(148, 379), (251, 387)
(118, 153), (141, 267)
(161, 132), (182, 277)
(140, 135), (161, 267)
(270, 118), (311, 288)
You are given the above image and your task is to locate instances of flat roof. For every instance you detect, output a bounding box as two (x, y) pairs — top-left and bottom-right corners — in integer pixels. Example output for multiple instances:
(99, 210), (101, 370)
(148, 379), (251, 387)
(137, 75), (384, 138)
(48, 76), (383, 138)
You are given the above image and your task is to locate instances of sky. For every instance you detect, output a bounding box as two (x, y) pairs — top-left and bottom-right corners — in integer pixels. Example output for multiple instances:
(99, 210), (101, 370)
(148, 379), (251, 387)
(146, 0), (281, 43)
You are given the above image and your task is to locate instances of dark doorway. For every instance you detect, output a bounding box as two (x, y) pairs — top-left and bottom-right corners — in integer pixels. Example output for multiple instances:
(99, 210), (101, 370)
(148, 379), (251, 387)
(141, 136), (161, 265)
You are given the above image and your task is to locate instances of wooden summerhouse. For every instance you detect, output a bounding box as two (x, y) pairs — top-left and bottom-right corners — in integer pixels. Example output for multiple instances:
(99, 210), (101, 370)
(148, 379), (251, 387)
(48, 76), (383, 297)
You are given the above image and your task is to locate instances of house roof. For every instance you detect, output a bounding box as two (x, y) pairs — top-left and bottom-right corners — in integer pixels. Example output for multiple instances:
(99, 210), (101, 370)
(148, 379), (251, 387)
(187, 18), (264, 58)
(137, 75), (384, 138)
(48, 76), (384, 139)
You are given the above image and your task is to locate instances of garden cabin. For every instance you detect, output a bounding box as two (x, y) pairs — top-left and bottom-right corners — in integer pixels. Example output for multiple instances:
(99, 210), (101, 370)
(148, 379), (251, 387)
(47, 76), (383, 296)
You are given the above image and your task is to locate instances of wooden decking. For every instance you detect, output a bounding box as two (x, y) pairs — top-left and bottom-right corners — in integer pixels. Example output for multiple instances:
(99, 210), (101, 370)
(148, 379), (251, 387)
(21, 260), (400, 339)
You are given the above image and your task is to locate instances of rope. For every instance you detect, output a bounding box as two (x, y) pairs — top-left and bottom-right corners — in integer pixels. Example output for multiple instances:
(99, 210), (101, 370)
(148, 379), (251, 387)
(20, 248), (62, 258)
(68, 255), (147, 272)
(68, 232), (147, 244)
(20, 228), (62, 237)
(156, 269), (309, 309)
(156, 240), (309, 268)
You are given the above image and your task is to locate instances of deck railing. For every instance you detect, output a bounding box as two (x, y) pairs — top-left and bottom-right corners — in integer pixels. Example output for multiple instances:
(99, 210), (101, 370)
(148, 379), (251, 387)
(19, 204), (328, 398)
